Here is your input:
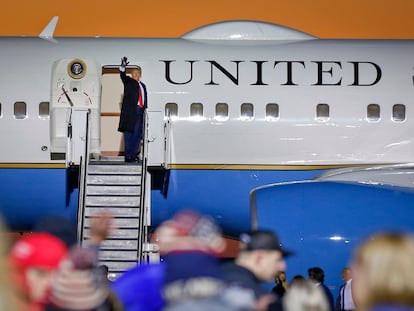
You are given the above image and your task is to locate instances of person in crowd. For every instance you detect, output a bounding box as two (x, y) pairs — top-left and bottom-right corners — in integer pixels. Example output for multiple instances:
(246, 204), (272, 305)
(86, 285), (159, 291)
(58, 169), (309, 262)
(335, 267), (354, 311)
(118, 56), (147, 162)
(111, 209), (257, 311)
(222, 229), (293, 311)
(157, 209), (257, 311)
(308, 267), (334, 311)
(351, 232), (414, 311)
(46, 246), (112, 311)
(272, 271), (288, 298)
(0, 216), (22, 311)
(283, 279), (329, 311)
(8, 232), (68, 311)
(44, 213), (117, 311)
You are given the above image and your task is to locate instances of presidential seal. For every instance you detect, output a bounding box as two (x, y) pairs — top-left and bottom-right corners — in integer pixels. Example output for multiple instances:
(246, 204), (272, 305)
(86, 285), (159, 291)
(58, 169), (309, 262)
(67, 59), (87, 79)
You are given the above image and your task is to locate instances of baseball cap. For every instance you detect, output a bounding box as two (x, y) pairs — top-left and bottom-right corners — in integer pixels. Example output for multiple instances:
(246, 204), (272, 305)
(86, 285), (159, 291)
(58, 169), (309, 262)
(9, 232), (68, 270)
(239, 230), (293, 257)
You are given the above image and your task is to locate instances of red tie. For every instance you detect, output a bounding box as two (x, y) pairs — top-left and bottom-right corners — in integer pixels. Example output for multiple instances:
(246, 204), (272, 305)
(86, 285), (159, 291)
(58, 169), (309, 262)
(138, 84), (144, 108)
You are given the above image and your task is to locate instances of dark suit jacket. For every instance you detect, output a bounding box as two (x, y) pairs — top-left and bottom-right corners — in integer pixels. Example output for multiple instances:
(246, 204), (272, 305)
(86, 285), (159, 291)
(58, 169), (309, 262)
(320, 283), (335, 311)
(118, 71), (147, 132)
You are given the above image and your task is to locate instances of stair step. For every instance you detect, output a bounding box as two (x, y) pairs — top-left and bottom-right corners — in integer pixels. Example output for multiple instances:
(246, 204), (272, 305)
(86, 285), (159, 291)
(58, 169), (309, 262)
(84, 217), (140, 228)
(86, 185), (141, 196)
(88, 165), (142, 175)
(99, 250), (139, 260)
(85, 196), (140, 207)
(84, 207), (140, 217)
(83, 228), (140, 239)
(87, 174), (141, 185)
(99, 239), (139, 250)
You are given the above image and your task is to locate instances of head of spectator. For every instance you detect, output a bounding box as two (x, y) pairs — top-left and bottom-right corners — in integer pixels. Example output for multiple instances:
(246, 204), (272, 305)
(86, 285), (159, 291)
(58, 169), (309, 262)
(47, 246), (110, 310)
(290, 274), (306, 286)
(351, 232), (414, 311)
(308, 267), (325, 284)
(236, 230), (291, 282)
(155, 209), (226, 256)
(276, 271), (287, 284)
(8, 233), (68, 310)
(341, 267), (352, 282)
(283, 280), (329, 311)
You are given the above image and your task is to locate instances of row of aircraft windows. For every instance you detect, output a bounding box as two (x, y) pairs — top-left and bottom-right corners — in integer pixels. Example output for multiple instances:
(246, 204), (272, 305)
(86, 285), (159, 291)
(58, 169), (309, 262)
(0, 102), (50, 119)
(165, 103), (407, 122)
(0, 102), (407, 122)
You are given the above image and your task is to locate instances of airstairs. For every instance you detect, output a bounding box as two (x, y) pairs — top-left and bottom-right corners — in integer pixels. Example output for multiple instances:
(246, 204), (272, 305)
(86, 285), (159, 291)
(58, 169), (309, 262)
(79, 157), (148, 280)
(65, 107), (158, 280)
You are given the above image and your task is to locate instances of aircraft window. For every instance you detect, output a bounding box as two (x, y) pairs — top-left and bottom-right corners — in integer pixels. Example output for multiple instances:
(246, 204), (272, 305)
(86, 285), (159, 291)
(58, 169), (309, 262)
(316, 104), (330, 120)
(165, 103), (178, 118)
(241, 103), (254, 120)
(215, 103), (228, 121)
(392, 104), (406, 122)
(367, 104), (380, 121)
(190, 103), (203, 117)
(39, 102), (50, 118)
(14, 102), (27, 120)
(266, 103), (279, 120)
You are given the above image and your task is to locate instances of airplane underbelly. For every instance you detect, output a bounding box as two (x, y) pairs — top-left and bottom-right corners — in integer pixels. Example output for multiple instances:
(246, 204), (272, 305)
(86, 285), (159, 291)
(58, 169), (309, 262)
(150, 168), (325, 235)
(0, 167), (78, 230)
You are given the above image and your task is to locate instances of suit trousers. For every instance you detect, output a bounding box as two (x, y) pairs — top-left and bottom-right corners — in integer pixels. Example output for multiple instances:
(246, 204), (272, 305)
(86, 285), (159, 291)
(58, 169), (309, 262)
(123, 108), (143, 160)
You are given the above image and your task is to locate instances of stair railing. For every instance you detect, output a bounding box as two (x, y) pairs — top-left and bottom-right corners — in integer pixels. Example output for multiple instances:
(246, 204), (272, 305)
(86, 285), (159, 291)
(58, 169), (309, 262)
(137, 110), (150, 263)
(75, 109), (91, 245)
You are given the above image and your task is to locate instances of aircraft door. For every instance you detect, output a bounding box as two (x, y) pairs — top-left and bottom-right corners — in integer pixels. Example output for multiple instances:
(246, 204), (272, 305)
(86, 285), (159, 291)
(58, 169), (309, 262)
(50, 59), (101, 156)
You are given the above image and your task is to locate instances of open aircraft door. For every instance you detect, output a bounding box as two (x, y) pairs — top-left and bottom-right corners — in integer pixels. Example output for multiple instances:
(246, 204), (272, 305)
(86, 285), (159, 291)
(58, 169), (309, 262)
(50, 59), (101, 159)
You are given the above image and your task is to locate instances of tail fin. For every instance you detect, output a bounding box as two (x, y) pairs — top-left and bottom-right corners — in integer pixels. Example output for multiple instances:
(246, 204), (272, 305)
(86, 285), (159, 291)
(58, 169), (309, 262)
(39, 16), (59, 42)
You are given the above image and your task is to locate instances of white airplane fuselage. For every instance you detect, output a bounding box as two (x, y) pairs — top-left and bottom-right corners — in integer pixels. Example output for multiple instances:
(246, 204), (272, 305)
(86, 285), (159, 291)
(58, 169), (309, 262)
(1, 37), (414, 165)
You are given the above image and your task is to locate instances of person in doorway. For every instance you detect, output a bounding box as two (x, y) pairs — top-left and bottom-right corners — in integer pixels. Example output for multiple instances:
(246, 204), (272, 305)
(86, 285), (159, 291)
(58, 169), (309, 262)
(118, 56), (147, 162)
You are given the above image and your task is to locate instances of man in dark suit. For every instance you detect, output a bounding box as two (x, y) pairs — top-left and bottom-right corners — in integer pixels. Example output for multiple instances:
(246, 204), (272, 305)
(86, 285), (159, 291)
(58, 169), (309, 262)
(118, 57), (147, 162)
(308, 267), (335, 311)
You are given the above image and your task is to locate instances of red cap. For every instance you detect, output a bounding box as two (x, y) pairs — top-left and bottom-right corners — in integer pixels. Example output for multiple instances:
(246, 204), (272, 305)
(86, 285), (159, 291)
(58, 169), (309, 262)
(9, 233), (68, 270)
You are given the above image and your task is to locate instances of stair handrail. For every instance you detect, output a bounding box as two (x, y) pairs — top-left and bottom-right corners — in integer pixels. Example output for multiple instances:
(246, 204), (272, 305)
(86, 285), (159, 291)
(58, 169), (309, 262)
(137, 109), (150, 263)
(76, 110), (91, 245)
